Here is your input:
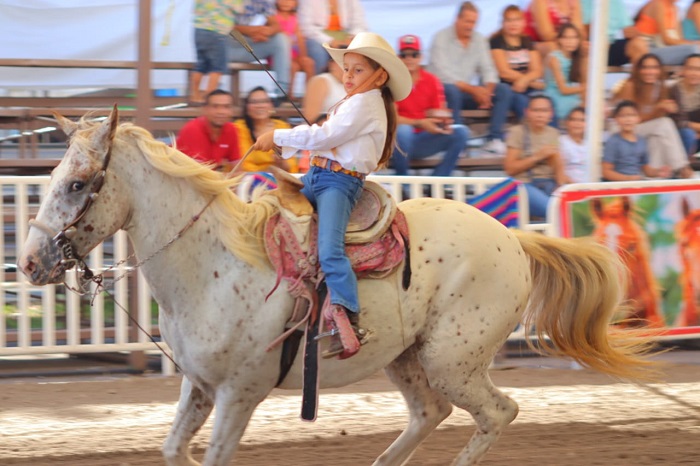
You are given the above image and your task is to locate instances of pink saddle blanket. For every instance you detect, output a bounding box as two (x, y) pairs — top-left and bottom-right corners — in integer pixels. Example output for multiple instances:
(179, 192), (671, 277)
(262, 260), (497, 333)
(264, 209), (409, 299)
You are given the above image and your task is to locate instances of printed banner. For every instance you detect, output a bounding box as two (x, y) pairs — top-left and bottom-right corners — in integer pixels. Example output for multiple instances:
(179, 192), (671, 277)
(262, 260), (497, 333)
(556, 182), (700, 337)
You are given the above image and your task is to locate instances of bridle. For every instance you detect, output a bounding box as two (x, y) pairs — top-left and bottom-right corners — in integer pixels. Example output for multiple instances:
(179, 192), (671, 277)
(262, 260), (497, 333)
(28, 141), (114, 284)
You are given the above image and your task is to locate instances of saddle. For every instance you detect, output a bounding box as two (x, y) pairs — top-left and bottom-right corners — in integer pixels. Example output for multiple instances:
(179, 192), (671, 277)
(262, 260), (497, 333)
(262, 166), (408, 344)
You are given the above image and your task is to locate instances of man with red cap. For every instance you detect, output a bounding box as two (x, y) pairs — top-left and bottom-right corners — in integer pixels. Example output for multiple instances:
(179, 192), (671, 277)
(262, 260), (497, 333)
(391, 34), (469, 188)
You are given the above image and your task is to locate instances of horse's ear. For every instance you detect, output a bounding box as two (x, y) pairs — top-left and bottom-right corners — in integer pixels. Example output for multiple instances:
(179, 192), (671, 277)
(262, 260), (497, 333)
(682, 197), (691, 217)
(52, 112), (78, 138)
(92, 105), (119, 148)
(621, 197), (631, 215)
(591, 198), (603, 219)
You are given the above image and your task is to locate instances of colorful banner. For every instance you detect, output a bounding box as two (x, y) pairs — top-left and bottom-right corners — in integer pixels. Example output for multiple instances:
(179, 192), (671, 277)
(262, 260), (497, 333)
(555, 182), (700, 337)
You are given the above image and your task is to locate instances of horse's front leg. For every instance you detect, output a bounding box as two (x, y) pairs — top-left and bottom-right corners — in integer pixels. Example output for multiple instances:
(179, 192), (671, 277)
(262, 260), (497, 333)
(163, 377), (214, 466)
(201, 386), (264, 466)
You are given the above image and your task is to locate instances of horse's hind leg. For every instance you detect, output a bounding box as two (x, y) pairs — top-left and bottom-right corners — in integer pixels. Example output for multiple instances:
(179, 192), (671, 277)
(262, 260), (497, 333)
(437, 368), (518, 466)
(163, 377), (214, 466)
(373, 346), (453, 466)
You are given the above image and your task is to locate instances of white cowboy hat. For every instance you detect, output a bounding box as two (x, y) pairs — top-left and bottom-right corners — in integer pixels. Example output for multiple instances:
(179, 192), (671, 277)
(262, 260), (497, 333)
(324, 32), (412, 101)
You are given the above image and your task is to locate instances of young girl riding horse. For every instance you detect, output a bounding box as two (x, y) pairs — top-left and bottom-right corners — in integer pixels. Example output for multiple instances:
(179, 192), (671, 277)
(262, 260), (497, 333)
(253, 32), (411, 359)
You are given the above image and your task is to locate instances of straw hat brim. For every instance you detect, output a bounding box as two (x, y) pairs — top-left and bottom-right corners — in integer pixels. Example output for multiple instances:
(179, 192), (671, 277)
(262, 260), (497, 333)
(323, 41), (412, 101)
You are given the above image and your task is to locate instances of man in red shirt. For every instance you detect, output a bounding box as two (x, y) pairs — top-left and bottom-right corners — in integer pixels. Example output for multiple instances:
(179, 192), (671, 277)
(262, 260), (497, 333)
(391, 34), (470, 179)
(176, 89), (241, 169)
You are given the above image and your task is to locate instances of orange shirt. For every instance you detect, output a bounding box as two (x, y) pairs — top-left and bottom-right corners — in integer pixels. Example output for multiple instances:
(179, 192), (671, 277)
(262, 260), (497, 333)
(327, 13), (342, 31)
(636, 1), (677, 35)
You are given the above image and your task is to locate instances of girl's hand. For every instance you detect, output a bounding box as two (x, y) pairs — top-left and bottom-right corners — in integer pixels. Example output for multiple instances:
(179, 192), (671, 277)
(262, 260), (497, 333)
(252, 130), (277, 152)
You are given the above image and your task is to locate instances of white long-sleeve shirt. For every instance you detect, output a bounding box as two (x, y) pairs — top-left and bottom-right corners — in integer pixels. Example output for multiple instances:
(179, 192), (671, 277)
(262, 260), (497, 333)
(298, 0), (368, 46)
(274, 89), (386, 174)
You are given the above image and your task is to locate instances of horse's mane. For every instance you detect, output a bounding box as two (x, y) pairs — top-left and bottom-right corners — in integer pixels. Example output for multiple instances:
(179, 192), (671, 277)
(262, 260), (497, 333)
(73, 118), (278, 268)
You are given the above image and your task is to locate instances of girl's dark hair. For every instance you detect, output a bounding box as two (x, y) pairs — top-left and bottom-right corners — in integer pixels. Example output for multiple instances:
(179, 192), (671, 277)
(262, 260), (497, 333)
(684, 53), (700, 66)
(361, 56), (397, 168)
(243, 86), (279, 141)
(557, 23), (583, 83)
(528, 93), (554, 108)
(567, 106), (585, 119)
(613, 100), (638, 117)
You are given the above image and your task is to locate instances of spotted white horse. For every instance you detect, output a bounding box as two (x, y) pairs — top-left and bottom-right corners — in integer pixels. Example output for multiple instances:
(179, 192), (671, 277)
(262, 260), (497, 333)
(18, 109), (656, 466)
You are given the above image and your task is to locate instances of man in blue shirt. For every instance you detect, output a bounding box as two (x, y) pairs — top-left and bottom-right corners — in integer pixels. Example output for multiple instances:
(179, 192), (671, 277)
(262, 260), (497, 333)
(229, 0), (292, 97)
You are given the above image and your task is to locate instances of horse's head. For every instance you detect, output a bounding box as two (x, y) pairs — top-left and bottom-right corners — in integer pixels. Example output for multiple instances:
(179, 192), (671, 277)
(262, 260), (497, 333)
(18, 107), (132, 285)
(677, 197), (700, 297)
(591, 197), (643, 258)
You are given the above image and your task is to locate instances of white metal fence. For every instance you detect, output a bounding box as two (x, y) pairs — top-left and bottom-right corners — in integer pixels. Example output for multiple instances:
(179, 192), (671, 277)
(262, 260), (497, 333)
(2, 174), (547, 373)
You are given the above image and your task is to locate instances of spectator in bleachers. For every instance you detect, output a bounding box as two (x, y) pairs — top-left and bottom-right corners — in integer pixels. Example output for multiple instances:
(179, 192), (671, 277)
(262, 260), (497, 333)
(602, 100), (671, 181)
(683, 0), (700, 40)
(635, 0), (700, 65)
(390, 34), (470, 178)
(504, 94), (568, 218)
(302, 45), (346, 123)
(298, 0), (368, 75)
(544, 23), (586, 124)
(275, 0), (315, 97)
(176, 90), (241, 170)
(428, 1), (514, 155)
(560, 106), (588, 183)
(581, 0), (648, 66)
(490, 5), (545, 120)
(523, 0), (586, 56)
(670, 53), (700, 155)
(613, 53), (694, 177)
(190, 0), (239, 105)
(234, 86), (298, 172)
(229, 0), (292, 98)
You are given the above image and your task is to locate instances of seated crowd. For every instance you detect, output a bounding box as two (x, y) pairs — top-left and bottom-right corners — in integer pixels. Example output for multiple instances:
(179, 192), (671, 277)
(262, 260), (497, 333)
(182, 0), (700, 217)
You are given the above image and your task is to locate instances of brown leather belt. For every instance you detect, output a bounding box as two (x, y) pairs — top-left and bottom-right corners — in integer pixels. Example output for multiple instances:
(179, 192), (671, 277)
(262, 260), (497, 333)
(310, 156), (366, 180)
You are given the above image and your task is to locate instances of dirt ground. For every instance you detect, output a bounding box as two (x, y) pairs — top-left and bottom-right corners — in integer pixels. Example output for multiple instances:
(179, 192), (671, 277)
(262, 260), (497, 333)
(1, 352), (700, 466)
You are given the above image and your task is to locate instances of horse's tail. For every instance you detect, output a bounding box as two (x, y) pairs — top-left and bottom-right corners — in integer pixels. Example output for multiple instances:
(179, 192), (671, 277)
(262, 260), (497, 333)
(513, 230), (661, 381)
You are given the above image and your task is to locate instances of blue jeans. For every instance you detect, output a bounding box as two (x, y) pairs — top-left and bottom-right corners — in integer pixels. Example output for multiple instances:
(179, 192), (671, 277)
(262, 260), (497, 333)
(524, 178), (556, 218)
(194, 28), (228, 74)
(301, 167), (364, 312)
(679, 127), (696, 155)
(306, 39), (330, 75)
(391, 124), (470, 176)
(443, 82), (514, 140)
(227, 32), (291, 92)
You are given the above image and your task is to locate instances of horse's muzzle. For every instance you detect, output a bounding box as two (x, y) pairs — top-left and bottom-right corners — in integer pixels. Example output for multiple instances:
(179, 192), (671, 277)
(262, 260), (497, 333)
(17, 243), (66, 286)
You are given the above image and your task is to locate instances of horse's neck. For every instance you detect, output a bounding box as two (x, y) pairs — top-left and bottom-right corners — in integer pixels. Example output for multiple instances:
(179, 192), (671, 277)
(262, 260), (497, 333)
(119, 158), (240, 297)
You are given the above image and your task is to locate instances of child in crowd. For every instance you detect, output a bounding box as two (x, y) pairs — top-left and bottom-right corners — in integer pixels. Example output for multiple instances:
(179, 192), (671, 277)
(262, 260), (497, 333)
(602, 100), (671, 181)
(275, 0), (315, 97)
(544, 23), (586, 125)
(252, 33), (411, 360)
(560, 107), (587, 183)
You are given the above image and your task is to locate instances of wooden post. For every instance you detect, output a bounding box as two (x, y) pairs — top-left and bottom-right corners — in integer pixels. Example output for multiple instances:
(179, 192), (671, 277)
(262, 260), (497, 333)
(135, 0), (152, 129)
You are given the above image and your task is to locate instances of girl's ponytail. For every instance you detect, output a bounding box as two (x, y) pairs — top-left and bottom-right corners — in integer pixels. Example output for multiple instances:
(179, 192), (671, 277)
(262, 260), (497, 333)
(377, 85), (397, 168)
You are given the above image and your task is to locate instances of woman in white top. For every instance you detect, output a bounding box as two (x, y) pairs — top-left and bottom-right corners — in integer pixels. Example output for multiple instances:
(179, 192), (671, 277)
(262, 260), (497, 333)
(298, 0), (368, 75)
(302, 47), (347, 123)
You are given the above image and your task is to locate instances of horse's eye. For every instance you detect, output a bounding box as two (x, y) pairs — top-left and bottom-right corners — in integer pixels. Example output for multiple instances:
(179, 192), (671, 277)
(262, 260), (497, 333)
(69, 181), (86, 193)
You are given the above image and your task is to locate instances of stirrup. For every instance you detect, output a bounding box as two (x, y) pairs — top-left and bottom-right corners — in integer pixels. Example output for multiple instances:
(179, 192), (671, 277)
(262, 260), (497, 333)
(320, 306), (365, 359)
